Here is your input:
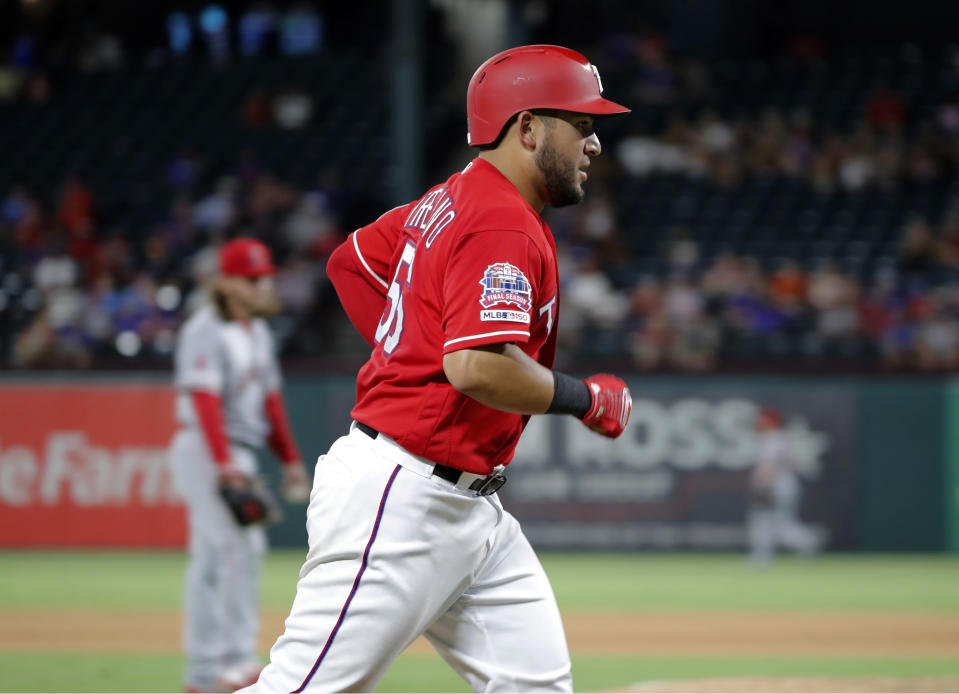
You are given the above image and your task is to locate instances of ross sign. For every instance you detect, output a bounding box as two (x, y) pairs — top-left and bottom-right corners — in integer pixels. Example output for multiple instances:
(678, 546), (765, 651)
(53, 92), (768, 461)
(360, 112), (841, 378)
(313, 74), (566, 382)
(502, 387), (858, 550)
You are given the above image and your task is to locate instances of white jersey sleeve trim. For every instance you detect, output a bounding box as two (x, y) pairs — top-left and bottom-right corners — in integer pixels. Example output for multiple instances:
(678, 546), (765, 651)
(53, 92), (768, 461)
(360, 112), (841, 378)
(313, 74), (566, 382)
(444, 330), (530, 348)
(352, 230), (389, 290)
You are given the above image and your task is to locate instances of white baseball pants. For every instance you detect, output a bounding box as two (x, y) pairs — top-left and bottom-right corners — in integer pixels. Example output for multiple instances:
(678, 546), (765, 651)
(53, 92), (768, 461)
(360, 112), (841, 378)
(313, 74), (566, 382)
(169, 428), (267, 689)
(240, 426), (572, 693)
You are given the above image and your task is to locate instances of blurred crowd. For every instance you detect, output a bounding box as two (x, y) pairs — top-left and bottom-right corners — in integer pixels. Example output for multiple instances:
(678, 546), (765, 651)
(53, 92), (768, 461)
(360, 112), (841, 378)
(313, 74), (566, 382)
(541, 34), (959, 371)
(4, 158), (959, 372)
(604, 34), (959, 193)
(554, 222), (959, 372)
(0, 3), (327, 103)
(3, 9), (959, 372)
(0, 163), (348, 368)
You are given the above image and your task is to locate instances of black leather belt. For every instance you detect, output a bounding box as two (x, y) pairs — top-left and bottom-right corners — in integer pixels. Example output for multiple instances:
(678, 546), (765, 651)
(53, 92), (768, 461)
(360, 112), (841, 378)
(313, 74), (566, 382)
(355, 421), (506, 496)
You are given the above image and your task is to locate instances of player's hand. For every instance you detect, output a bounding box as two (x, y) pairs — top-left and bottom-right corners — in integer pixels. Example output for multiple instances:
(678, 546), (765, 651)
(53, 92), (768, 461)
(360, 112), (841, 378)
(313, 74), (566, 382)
(580, 373), (631, 439)
(281, 462), (311, 504)
(217, 463), (250, 490)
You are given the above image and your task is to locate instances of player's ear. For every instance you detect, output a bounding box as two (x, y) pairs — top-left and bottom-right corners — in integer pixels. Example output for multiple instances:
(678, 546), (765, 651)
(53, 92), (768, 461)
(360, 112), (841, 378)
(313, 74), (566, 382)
(516, 111), (537, 151)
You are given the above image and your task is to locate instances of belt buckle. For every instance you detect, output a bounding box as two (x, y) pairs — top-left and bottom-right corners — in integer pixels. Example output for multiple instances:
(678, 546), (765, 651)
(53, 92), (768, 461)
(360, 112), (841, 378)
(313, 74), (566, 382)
(470, 473), (506, 496)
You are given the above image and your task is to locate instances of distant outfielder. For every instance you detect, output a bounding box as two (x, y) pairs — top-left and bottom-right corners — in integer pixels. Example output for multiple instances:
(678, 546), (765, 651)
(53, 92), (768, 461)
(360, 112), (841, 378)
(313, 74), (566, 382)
(239, 45), (632, 693)
(168, 238), (310, 692)
(747, 406), (820, 565)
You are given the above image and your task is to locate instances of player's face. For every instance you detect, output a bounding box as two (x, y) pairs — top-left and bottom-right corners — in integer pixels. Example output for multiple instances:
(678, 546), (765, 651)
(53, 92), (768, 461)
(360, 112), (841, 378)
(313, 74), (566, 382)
(248, 275), (280, 317)
(220, 274), (280, 318)
(535, 112), (601, 208)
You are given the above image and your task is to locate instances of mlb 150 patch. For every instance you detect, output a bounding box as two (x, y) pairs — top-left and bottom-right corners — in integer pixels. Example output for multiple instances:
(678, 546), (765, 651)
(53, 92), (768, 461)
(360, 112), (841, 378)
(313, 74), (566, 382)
(481, 309), (530, 323)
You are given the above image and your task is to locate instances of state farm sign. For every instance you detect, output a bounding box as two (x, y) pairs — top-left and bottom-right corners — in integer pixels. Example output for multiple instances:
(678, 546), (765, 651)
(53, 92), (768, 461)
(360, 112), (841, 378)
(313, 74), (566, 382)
(0, 385), (186, 547)
(0, 432), (177, 506)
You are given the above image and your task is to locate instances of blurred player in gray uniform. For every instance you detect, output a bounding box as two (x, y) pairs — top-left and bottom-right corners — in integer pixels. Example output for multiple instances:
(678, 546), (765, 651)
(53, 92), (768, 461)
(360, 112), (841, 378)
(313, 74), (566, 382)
(747, 406), (820, 566)
(169, 238), (310, 692)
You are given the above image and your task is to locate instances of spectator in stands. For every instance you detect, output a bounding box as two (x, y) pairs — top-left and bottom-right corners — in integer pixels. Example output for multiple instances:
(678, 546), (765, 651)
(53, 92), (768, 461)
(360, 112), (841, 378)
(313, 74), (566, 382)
(166, 150), (203, 192)
(2, 186), (31, 226)
(193, 177), (238, 234)
(282, 191), (340, 257)
(936, 210), (959, 268)
(695, 107), (735, 155)
(904, 126), (946, 184)
(866, 82), (906, 132)
(245, 174), (297, 236)
(768, 258), (808, 315)
(662, 225), (701, 273)
(897, 215), (940, 275)
(564, 254), (630, 332)
(780, 109), (815, 177)
(838, 128), (877, 191)
(915, 289), (959, 369)
(633, 34), (675, 104)
(241, 87), (273, 128)
(239, 4), (278, 56)
(807, 260), (860, 351)
(630, 309), (671, 369)
(56, 177), (95, 237)
(279, 4), (324, 55)
(272, 87), (313, 129)
(0, 64), (24, 101)
(198, 4), (231, 64)
(78, 32), (125, 72)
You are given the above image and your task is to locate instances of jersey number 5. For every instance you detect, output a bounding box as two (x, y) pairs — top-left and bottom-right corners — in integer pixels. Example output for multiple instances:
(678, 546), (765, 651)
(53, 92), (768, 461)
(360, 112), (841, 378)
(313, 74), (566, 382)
(375, 241), (416, 356)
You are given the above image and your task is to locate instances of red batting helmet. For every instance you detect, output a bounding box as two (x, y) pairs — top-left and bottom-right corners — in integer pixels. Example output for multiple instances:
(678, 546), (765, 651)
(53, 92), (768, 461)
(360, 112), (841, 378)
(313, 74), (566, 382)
(219, 238), (276, 278)
(466, 44), (631, 147)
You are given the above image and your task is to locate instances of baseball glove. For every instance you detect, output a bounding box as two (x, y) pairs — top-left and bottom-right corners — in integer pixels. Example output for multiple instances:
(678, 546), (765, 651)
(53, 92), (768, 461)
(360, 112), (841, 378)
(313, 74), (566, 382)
(219, 478), (282, 526)
(750, 486), (775, 509)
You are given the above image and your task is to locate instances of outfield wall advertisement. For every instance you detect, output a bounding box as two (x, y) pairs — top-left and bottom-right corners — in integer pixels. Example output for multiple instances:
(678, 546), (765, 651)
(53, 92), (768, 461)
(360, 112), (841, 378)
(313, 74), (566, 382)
(502, 388), (858, 550)
(0, 376), (948, 550)
(0, 385), (185, 547)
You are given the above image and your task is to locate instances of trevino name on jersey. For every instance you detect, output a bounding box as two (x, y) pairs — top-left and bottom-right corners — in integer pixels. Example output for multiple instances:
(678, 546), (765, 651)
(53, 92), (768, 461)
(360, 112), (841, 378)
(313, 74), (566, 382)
(351, 158), (560, 474)
(174, 305), (282, 447)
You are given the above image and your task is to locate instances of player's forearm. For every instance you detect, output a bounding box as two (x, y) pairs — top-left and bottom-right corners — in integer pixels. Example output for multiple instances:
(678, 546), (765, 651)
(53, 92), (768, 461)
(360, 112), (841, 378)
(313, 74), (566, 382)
(189, 390), (231, 466)
(443, 343), (554, 414)
(264, 391), (301, 464)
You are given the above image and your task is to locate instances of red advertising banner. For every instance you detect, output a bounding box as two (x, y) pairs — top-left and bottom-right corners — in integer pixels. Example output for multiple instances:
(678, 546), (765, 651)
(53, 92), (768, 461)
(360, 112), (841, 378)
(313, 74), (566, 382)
(0, 384), (186, 547)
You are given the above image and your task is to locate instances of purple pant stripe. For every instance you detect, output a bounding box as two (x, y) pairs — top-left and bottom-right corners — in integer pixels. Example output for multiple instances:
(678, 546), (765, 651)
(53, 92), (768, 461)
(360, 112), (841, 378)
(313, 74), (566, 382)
(291, 464), (401, 694)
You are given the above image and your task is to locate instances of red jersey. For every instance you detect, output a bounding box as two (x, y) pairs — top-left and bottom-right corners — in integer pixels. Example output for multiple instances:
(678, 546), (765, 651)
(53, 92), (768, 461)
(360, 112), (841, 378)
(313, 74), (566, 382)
(346, 158), (560, 474)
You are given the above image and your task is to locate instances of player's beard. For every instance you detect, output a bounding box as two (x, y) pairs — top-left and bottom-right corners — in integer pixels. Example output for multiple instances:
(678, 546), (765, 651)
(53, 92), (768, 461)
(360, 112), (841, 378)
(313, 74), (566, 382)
(251, 292), (281, 318)
(536, 133), (584, 208)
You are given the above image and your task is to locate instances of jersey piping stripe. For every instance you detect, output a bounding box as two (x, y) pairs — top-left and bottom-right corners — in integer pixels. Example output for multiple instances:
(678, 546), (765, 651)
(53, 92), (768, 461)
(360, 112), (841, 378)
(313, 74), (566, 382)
(352, 231), (389, 290)
(290, 463), (401, 694)
(443, 330), (530, 347)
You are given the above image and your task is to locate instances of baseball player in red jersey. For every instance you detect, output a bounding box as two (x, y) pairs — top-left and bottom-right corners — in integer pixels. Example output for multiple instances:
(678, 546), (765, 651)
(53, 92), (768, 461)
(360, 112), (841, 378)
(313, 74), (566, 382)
(239, 45), (632, 693)
(169, 238), (310, 693)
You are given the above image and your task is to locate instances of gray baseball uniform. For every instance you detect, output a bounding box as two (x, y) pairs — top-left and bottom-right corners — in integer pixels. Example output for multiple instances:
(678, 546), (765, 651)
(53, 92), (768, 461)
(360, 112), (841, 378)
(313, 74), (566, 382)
(748, 427), (819, 565)
(169, 303), (282, 690)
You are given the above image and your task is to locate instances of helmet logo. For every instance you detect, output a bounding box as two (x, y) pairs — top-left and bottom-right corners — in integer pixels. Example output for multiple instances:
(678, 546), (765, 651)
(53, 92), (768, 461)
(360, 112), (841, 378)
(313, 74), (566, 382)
(590, 63), (604, 93)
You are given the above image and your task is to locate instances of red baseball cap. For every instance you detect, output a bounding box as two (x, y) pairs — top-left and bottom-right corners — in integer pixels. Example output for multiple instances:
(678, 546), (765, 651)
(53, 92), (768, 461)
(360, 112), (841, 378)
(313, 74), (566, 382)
(219, 238), (276, 278)
(757, 406), (784, 429)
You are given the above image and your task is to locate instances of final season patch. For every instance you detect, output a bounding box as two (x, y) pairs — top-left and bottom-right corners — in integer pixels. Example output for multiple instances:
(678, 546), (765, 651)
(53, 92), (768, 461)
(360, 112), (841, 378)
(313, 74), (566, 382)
(478, 262), (532, 312)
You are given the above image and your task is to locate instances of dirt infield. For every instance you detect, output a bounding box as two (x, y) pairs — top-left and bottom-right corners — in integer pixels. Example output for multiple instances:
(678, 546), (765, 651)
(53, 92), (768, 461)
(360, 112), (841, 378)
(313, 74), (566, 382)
(627, 676), (959, 692)
(2, 609), (957, 657)
(2, 609), (957, 692)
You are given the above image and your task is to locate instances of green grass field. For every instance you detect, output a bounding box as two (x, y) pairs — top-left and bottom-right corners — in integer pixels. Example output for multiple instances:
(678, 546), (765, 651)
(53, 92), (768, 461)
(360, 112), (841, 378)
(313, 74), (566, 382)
(1, 551), (957, 692)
